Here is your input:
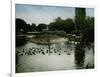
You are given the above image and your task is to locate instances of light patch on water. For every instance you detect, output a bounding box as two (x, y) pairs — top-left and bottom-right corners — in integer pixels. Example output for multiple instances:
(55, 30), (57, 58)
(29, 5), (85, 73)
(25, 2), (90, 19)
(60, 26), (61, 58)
(17, 53), (76, 72)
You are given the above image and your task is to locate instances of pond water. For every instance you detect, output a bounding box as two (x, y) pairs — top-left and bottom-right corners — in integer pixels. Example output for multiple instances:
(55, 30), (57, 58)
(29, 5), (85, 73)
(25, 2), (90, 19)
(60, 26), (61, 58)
(16, 40), (94, 73)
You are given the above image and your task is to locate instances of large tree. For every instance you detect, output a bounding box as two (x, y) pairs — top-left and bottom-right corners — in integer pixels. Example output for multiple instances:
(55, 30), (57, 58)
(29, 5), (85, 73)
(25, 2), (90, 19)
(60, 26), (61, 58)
(75, 8), (86, 30)
(16, 18), (27, 32)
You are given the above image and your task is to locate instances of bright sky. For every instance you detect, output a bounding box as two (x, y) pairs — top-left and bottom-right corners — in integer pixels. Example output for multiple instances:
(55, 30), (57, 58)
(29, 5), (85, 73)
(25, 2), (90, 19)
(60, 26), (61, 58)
(16, 4), (94, 25)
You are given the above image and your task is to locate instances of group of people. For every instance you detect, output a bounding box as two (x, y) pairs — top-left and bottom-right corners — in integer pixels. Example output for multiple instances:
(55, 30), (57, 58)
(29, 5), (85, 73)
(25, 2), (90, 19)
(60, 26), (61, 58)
(16, 47), (73, 56)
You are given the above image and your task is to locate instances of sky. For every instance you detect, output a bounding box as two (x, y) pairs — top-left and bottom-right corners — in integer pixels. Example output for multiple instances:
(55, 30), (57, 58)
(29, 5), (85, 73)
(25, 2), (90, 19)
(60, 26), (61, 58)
(16, 4), (94, 25)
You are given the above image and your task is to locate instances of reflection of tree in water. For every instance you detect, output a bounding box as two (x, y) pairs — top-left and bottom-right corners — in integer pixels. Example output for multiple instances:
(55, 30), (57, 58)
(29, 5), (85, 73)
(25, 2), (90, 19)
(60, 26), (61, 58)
(74, 43), (85, 69)
(47, 38), (51, 56)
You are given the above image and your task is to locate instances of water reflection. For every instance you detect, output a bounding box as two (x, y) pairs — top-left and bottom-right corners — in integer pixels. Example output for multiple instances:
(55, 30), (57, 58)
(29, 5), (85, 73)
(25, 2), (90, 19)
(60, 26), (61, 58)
(16, 41), (94, 73)
(74, 43), (85, 69)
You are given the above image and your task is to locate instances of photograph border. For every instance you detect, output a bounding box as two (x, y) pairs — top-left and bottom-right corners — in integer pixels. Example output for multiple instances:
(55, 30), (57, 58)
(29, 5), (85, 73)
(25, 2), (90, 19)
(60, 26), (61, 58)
(11, 0), (96, 77)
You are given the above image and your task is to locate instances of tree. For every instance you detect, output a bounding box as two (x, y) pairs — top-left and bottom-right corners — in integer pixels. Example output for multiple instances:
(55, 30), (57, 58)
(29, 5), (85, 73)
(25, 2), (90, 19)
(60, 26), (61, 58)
(55, 17), (63, 22)
(31, 23), (36, 31)
(64, 18), (75, 33)
(49, 17), (65, 31)
(75, 8), (86, 30)
(82, 17), (94, 42)
(49, 17), (74, 33)
(84, 16), (94, 28)
(36, 23), (47, 31)
(16, 18), (27, 32)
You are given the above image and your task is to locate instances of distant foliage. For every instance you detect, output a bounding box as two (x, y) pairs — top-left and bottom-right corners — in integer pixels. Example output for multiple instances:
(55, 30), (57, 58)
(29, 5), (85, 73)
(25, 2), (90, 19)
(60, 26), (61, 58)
(36, 23), (47, 31)
(16, 8), (94, 43)
(49, 17), (75, 33)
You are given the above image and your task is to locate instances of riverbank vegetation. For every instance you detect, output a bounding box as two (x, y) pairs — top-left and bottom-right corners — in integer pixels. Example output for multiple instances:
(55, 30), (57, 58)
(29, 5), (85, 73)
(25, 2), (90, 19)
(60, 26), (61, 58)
(16, 8), (94, 46)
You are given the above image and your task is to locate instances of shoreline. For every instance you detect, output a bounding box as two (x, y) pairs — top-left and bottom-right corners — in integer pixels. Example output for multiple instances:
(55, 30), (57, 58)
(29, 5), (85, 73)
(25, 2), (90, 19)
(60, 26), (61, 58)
(28, 37), (66, 45)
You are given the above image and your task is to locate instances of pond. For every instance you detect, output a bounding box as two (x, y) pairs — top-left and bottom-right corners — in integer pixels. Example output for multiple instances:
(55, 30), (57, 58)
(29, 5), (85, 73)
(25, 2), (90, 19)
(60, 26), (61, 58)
(16, 40), (94, 73)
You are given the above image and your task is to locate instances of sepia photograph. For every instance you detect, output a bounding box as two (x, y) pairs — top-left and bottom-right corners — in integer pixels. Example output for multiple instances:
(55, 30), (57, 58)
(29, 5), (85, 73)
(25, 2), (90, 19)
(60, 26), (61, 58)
(15, 4), (94, 73)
